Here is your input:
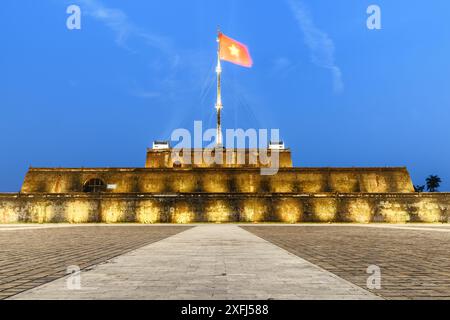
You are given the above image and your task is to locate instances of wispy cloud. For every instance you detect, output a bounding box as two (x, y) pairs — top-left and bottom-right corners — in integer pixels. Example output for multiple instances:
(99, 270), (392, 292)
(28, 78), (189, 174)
(77, 0), (172, 52)
(67, 0), (187, 100)
(287, 0), (344, 93)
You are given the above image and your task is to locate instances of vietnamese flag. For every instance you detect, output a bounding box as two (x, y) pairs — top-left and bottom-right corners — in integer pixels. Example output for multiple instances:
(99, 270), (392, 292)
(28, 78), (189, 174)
(219, 33), (253, 68)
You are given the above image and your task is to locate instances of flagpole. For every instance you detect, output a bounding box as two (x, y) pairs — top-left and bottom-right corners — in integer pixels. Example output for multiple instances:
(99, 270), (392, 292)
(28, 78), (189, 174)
(215, 28), (223, 146)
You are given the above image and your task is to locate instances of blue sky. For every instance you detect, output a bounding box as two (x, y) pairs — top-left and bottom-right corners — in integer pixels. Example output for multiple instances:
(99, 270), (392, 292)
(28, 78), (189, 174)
(1, 0), (449, 191)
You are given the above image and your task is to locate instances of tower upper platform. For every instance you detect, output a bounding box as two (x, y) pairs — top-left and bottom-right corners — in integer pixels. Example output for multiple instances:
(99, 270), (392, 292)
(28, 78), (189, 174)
(145, 147), (293, 169)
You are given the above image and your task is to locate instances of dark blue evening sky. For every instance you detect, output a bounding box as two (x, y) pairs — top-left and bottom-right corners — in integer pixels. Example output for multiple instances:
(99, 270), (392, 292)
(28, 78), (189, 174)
(1, 0), (449, 191)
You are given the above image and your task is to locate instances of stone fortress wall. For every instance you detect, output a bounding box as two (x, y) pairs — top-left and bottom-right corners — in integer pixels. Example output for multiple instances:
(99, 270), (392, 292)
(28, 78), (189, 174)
(145, 148), (294, 168)
(1, 192), (449, 224)
(1, 146), (449, 224)
(21, 167), (414, 194)
(0, 165), (449, 223)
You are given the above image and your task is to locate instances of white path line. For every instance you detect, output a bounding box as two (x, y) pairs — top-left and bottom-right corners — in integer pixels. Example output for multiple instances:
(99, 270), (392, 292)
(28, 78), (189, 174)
(9, 225), (379, 300)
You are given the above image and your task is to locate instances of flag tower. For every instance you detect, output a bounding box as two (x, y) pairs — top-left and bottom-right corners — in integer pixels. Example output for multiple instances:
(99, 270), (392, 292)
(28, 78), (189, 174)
(214, 29), (253, 146)
(215, 30), (223, 146)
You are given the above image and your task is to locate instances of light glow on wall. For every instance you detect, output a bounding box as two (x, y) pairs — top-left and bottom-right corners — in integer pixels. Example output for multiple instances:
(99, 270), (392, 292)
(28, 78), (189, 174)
(242, 199), (266, 222)
(312, 198), (337, 222)
(347, 199), (372, 223)
(203, 175), (229, 193)
(66, 200), (90, 223)
(205, 200), (231, 222)
(30, 202), (54, 223)
(103, 201), (127, 223)
(379, 201), (409, 223)
(276, 199), (302, 223)
(0, 204), (19, 223)
(171, 175), (196, 192)
(136, 200), (161, 223)
(172, 203), (194, 224)
(416, 199), (442, 222)
(360, 174), (388, 193)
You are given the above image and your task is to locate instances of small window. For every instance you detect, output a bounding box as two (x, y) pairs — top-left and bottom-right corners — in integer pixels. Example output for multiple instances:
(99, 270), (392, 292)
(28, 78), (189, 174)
(83, 178), (106, 193)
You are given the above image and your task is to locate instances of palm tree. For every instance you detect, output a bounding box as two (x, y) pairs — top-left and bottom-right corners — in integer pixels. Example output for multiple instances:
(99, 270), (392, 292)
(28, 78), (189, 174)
(426, 175), (442, 192)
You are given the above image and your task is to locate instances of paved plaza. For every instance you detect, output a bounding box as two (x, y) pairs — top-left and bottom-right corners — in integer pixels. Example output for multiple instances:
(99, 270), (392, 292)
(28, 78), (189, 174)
(0, 225), (190, 299)
(1, 224), (450, 300)
(243, 225), (450, 299)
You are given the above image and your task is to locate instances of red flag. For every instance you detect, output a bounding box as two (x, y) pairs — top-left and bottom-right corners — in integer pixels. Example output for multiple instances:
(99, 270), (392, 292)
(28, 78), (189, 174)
(219, 33), (253, 68)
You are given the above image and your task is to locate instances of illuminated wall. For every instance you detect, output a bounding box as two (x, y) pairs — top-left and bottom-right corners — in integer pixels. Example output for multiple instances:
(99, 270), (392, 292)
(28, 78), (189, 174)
(136, 200), (162, 223)
(1, 193), (448, 223)
(171, 201), (195, 224)
(344, 199), (374, 223)
(414, 198), (442, 223)
(241, 198), (268, 222)
(378, 201), (410, 223)
(204, 199), (233, 222)
(20, 167), (415, 194)
(274, 198), (303, 223)
(145, 148), (293, 169)
(309, 198), (338, 222)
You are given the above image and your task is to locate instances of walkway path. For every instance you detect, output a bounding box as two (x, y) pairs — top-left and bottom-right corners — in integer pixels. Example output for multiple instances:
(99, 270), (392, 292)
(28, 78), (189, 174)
(10, 225), (377, 300)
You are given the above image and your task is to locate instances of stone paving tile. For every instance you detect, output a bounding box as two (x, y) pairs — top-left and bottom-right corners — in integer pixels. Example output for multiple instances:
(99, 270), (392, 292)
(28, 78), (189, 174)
(0, 226), (191, 299)
(242, 226), (450, 300)
(10, 225), (377, 300)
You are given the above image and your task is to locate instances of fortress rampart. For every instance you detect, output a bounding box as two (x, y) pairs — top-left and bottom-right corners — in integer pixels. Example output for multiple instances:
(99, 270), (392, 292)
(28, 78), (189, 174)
(21, 167), (414, 194)
(1, 147), (448, 224)
(1, 192), (449, 224)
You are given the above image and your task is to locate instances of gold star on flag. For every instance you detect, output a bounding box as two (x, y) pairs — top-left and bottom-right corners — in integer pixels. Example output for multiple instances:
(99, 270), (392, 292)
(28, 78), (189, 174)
(228, 44), (240, 57)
